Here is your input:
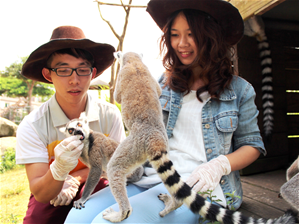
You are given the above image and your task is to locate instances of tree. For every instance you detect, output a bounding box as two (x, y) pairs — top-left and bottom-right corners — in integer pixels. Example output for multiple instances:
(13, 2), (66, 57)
(0, 57), (54, 111)
(96, 0), (147, 104)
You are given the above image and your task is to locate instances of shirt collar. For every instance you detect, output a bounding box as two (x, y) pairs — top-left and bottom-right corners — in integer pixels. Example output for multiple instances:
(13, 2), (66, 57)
(49, 93), (100, 127)
(85, 93), (100, 122)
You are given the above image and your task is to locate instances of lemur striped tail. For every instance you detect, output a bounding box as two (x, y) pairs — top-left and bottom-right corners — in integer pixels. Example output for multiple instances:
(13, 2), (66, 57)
(150, 151), (297, 224)
(258, 36), (274, 140)
(244, 15), (274, 140)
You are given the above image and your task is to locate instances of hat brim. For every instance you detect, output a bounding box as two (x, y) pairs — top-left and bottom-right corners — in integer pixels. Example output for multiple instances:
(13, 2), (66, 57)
(146, 0), (244, 46)
(22, 39), (115, 83)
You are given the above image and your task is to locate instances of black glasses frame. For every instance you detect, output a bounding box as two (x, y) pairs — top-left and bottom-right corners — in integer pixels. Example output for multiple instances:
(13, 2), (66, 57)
(47, 67), (93, 77)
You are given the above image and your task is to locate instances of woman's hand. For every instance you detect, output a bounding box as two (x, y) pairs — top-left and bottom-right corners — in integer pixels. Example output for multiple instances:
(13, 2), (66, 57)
(185, 155), (231, 196)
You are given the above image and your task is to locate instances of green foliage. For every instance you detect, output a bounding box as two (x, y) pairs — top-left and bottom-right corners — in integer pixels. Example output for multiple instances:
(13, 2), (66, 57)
(0, 213), (22, 224)
(0, 148), (23, 173)
(198, 190), (241, 224)
(115, 101), (121, 112)
(33, 83), (54, 98)
(0, 56), (54, 100)
(0, 56), (27, 79)
(0, 167), (30, 224)
(105, 95), (121, 112)
(224, 190), (241, 211)
(0, 77), (28, 97)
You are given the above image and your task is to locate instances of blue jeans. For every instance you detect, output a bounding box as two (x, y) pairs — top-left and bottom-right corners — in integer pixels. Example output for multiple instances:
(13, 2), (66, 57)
(65, 183), (200, 224)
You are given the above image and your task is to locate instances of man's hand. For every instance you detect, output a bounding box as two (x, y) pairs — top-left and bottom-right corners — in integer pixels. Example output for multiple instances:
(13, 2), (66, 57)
(50, 136), (83, 181)
(50, 175), (80, 206)
(185, 155), (231, 196)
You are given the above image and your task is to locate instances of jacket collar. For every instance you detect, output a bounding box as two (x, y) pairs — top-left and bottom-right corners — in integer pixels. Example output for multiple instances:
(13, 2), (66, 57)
(218, 85), (237, 101)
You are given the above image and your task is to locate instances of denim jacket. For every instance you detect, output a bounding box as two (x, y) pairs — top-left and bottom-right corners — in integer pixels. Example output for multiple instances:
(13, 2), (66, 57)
(158, 74), (266, 209)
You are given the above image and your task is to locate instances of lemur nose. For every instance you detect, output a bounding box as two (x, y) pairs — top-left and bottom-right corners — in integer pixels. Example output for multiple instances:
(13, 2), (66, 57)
(74, 130), (83, 136)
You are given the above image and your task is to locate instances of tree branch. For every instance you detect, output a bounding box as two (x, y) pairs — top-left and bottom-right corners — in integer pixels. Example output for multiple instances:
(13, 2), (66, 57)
(94, 0), (147, 8)
(120, 0), (132, 39)
(97, 3), (120, 40)
(96, 0), (139, 104)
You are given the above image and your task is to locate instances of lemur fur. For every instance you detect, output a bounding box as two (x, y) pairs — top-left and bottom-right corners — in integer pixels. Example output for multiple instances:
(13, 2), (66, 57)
(280, 156), (299, 212)
(102, 51), (297, 223)
(60, 113), (144, 209)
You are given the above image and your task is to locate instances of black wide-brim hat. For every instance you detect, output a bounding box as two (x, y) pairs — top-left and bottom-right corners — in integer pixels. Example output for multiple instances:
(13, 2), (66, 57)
(22, 26), (115, 83)
(146, 0), (244, 46)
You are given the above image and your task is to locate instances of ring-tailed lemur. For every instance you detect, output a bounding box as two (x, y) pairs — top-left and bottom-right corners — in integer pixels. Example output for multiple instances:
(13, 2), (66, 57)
(102, 51), (296, 223)
(244, 16), (274, 140)
(60, 113), (144, 209)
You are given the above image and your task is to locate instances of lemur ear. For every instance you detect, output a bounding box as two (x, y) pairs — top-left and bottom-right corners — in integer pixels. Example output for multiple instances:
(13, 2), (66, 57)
(59, 126), (66, 133)
(79, 112), (86, 119)
(79, 112), (88, 124)
(113, 51), (122, 60)
(114, 51), (124, 67)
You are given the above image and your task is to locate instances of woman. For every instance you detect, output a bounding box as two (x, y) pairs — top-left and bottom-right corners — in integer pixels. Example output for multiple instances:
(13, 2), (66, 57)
(65, 1), (266, 223)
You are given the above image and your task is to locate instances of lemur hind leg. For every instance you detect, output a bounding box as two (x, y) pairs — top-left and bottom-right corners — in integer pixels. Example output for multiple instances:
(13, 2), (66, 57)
(73, 165), (102, 209)
(103, 136), (146, 222)
(126, 166), (144, 183)
(158, 193), (183, 217)
(145, 130), (183, 217)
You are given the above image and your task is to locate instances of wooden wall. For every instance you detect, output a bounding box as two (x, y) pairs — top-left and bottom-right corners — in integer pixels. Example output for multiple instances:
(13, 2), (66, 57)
(238, 19), (299, 175)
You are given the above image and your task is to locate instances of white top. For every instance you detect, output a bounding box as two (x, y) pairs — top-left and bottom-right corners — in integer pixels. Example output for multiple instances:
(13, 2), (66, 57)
(168, 90), (209, 177)
(16, 93), (125, 168)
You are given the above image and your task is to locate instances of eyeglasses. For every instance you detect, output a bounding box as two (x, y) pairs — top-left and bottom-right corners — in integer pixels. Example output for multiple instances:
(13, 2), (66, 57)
(47, 67), (93, 77)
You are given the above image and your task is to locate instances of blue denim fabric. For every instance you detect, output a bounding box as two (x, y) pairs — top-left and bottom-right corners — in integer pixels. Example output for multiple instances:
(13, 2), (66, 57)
(158, 74), (266, 209)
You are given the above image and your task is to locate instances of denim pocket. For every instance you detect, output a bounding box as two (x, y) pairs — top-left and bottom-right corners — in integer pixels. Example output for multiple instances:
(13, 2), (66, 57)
(215, 112), (238, 153)
(159, 95), (170, 111)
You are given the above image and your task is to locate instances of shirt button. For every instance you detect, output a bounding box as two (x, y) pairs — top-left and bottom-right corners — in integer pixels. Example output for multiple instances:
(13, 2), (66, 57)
(220, 179), (225, 185)
(207, 149), (212, 154)
(205, 124), (210, 129)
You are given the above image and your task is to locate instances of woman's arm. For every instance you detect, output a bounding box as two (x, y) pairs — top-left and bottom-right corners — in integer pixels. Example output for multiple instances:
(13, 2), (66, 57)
(226, 145), (261, 172)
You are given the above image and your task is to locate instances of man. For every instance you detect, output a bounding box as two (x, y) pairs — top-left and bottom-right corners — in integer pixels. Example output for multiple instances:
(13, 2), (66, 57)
(15, 26), (125, 224)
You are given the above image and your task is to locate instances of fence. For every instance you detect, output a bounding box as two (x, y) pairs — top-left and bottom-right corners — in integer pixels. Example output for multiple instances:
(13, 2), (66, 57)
(0, 106), (31, 124)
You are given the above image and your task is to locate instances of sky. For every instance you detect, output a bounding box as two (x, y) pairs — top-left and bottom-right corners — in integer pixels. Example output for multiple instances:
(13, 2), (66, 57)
(0, 0), (165, 83)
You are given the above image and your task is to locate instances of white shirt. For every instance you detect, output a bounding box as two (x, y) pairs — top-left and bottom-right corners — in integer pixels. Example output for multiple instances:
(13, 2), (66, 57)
(16, 93), (125, 165)
(168, 90), (209, 178)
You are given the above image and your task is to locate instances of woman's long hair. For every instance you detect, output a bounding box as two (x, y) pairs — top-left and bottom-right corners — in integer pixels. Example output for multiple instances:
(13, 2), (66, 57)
(160, 9), (235, 101)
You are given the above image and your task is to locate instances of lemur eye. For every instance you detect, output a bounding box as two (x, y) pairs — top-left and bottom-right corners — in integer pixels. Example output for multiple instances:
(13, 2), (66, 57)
(77, 122), (82, 127)
(68, 128), (75, 134)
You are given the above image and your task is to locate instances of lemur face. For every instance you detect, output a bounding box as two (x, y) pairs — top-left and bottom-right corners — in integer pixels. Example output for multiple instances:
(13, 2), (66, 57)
(62, 115), (89, 141)
(66, 121), (86, 140)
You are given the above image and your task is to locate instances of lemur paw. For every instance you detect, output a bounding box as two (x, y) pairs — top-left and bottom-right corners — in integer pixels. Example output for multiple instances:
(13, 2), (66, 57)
(158, 193), (183, 217)
(102, 207), (132, 222)
(73, 199), (86, 209)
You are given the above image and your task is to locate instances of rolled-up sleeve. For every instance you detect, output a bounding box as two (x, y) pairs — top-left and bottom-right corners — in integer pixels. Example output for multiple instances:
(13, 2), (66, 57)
(233, 83), (266, 155)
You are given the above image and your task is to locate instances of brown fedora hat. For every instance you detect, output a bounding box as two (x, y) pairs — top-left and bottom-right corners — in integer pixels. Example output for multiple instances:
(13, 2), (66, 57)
(22, 26), (115, 83)
(146, 0), (244, 45)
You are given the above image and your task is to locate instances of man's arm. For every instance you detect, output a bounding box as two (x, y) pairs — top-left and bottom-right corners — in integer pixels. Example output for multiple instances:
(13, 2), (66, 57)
(26, 163), (63, 203)
(26, 163), (90, 203)
(25, 136), (84, 203)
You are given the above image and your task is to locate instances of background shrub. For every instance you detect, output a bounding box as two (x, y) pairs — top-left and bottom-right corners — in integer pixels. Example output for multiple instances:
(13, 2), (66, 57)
(0, 148), (23, 173)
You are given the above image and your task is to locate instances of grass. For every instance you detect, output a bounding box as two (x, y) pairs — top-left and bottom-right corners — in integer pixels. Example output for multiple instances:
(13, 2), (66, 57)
(0, 166), (30, 224)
